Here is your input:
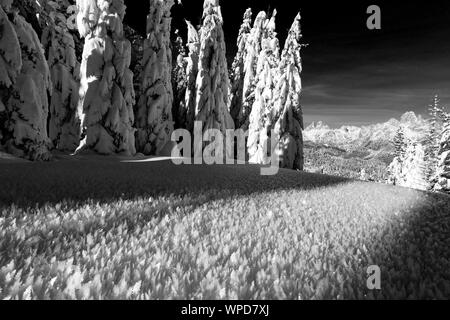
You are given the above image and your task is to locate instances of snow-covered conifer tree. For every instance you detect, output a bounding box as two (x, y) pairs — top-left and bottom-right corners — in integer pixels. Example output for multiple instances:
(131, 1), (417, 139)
(393, 126), (407, 159)
(41, 0), (80, 152)
(184, 20), (200, 133)
(434, 113), (450, 193)
(172, 29), (188, 129)
(229, 8), (252, 127)
(247, 10), (280, 164)
(269, 13), (304, 170)
(393, 141), (428, 191)
(195, 0), (234, 153)
(76, 0), (136, 155)
(0, 0), (21, 149)
(0, 0), (52, 160)
(389, 127), (429, 190)
(237, 11), (267, 130)
(402, 142), (429, 191)
(425, 95), (446, 189)
(135, 0), (175, 155)
(389, 126), (407, 185)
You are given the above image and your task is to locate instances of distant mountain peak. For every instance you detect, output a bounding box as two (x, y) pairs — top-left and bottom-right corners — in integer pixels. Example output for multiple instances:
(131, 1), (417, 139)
(400, 111), (418, 124)
(307, 121), (330, 130)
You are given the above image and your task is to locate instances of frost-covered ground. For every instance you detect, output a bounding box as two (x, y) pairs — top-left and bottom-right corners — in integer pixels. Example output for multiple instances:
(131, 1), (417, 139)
(0, 157), (449, 299)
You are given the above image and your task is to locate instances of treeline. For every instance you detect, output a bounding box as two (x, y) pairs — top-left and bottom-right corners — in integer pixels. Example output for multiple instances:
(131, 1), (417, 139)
(0, 0), (305, 170)
(388, 95), (450, 194)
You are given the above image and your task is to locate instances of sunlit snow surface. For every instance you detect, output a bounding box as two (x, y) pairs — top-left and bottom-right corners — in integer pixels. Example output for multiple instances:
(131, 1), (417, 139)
(1, 156), (449, 300)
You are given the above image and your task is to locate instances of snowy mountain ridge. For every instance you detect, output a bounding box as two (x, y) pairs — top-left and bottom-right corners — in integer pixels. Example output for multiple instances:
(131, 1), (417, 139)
(304, 111), (429, 153)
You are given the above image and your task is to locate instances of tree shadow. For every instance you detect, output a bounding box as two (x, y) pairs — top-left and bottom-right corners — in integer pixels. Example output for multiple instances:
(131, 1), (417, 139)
(346, 190), (450, 300)
(0, 158), (349, 210)
(373, 192), (450, 299)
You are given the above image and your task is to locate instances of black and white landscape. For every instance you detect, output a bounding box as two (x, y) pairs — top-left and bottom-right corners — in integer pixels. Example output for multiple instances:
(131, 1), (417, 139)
(0, 0), (449, 301)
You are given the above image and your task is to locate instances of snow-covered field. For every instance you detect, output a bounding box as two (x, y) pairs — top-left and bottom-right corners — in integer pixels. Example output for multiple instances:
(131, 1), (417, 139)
(0, 157), (449, 299)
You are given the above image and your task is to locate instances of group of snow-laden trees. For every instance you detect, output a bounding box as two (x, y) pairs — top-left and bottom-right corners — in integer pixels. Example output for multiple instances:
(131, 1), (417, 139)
(388, 95), (450, 193)
(235, 10), (305, 170)
(171, 1), (305, 169)
(0, 0), (52, 161)
(388, 127), (428, 191)
(1, 0), (305, 171)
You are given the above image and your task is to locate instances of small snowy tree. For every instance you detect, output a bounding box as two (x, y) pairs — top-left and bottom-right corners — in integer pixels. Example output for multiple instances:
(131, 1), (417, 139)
(184, 20), (199, 133)
(425, 95), (446, 189)
(76, 0), (136, 156)
(434, 113), (450, 193)
(269, 13), (304, 170)
(389, 126), (408, 185)
(393, 126), (407, 159)
(41, 0), (80, 152)
(229, 8), (252, 128)
(236, 11), (267, 130)
(136, 0), (176, 155)
(195, 0), (234, 155)
(172, 29), (188, 130)
(0, 0), (52, 160)
(247, 10), (280, 164)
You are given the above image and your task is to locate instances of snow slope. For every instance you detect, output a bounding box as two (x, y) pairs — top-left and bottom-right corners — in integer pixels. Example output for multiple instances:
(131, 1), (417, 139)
(1, 159), (449, 299)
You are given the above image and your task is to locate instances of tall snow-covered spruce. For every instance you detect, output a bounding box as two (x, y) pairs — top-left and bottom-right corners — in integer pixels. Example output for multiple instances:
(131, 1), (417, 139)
(195, 0), (234, 155)
(270, 13), (304, 170)
(247, 10), (280, 164)
(135, 0), (175, 155)
(0, 0), (52, 160)
(237, 11), (267, 130)
(41, 0), (80, 152)
(76, 0), (136, 156)
(229, 8), (252, 128)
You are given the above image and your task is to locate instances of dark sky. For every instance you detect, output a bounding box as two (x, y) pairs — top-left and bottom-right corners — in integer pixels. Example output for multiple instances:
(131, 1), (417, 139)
(125, 1), (450, 127)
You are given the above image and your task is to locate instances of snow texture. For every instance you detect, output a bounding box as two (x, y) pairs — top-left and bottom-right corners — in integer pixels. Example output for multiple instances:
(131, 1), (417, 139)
(42, 0), (81, 152)
(0, 2), (52, 161)
(229, 8), (252, 128)
(135, 0), (175, 156)
(270, 13), (304, 170)
(184, 20), (199, 133)
(247, 10), (280, 165)
(76, 0), (136, 156)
